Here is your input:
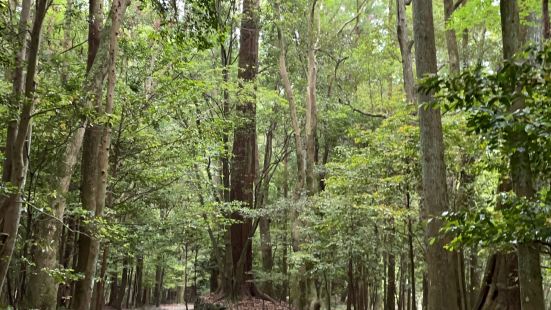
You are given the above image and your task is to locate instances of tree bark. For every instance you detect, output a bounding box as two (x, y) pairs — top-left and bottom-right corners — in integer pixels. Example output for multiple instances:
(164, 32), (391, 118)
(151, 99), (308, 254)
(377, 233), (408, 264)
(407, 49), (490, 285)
(95, 245), (109, 310)
(0, 0), (49, 292)
(273, 10), (306, 304)
(412, 1), (461, 309)
(25, 0), (102, 306)
(115, 256), (130, 310)
(305, 0), (319, 195)
(274, 1), (306, 197)
(406, 191), (416, 310)
(72, 1), (129, 308)
(443, 0), (460, 72)
(226, 0), (260, 298)
(258, 119), (276, 297)
(396, 0), (415, 102)
(154, 264), (162, 307)
(385, 226), (395, 310)
(134, 256), (144, 307)
(544, 0), (550, 39)
(1, 0), (31, 191)
(499, 1), (545, 309)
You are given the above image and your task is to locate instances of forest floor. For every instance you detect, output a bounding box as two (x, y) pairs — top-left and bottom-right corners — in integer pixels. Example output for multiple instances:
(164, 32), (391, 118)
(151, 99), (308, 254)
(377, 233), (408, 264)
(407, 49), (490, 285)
(104, 305), (194, 310)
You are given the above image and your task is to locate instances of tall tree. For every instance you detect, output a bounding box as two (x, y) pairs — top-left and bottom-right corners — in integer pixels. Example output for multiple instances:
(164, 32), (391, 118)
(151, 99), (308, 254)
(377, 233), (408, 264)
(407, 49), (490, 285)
(396, 0), (415, 103)
(72, 0), (129, 308)
(305, 0), (319, 195)
(412, 0), (461, 309)
(443, 0), (460, 72)
(227, 0), (260, 297)
(499, 1), (545, 309)
(24, 0), (102, 306)
(0, 0), (50, 291)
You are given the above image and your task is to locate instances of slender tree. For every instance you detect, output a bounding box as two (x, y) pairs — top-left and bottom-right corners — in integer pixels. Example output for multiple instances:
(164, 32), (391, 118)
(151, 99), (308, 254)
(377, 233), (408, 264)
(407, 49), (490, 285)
(396, 0), (415, 103)
(0, 0), (50, 291)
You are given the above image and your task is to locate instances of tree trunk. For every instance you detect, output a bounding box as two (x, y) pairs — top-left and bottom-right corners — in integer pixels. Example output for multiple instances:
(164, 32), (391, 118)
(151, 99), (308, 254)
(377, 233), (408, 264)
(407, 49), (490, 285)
(154, 264), (162, 307)
(109, 268), (118, 307)
(225, 0), (260, 298)
(273, 2), (305, 198)
(273, 5), (308, 306)
(412, 0), (460, 309)
(395, 0), (415, 102)
(443, 0), (460, 72)
(499, 1), (545, 309)
(116, 256), (130, 310)
(346, 257), (354, 310)
(474, 252), (520, 309)
(72, 1), (128, 308)
(406, 191), (416, 310)
(25, 0), (102, 306)
(468, 246), (480, 309)
(258, 119), (276, 297)
(1, 0), (31, 190)
(305, 0), (319, 196)
(134, 256), (144, 308)
(0, 0), (49, 292)
(544, 0), (550, 39)
(95, 245), (109, 310)
(385, 226), (395, 310)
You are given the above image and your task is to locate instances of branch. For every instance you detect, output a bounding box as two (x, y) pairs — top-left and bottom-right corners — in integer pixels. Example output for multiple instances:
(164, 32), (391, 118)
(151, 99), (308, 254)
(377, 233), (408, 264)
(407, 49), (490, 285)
(452, 0), (466, 12)
(336, 0), (369, 36)
(340, 98), (388, 119)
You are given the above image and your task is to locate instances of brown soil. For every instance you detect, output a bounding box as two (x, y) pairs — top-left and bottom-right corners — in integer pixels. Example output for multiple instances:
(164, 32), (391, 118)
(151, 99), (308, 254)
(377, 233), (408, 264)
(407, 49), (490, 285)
(197, 294), (292, 310)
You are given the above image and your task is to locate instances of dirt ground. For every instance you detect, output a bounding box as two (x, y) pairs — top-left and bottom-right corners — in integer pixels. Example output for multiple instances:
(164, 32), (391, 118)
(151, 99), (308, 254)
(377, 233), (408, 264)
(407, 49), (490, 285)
(103, 304), (194, 310)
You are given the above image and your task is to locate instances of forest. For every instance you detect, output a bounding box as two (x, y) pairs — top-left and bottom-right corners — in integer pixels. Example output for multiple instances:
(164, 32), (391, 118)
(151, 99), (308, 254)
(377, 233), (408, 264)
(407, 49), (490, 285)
(1, 0), (551, 309)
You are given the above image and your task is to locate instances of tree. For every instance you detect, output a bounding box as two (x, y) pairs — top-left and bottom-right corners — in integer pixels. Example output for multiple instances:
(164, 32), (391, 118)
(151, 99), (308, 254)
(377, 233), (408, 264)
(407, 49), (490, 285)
(226, 0), (261, 298)
(500, 1), (545, 309)
(412, 0), (461, 309)
(72, 0), (130, 308)
(0, 0), (50, 291)
(396, 0), (415, 103)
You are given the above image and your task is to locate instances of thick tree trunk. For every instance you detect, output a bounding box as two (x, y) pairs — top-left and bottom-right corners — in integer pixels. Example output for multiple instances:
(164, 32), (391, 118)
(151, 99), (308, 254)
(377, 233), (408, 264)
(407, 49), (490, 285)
(73, 126), (101, 310)
(412, 1), (461, 309)
(499, 2), (545, 309)
(395, 0), (415, 102)
(0, 0), (49, 292)
(474, 252), (520, 309)
(225, 0), (260, 298)
(474, 179), (519, 309)
(25, 0), (101, 306)
(72, 1), (128, 308)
